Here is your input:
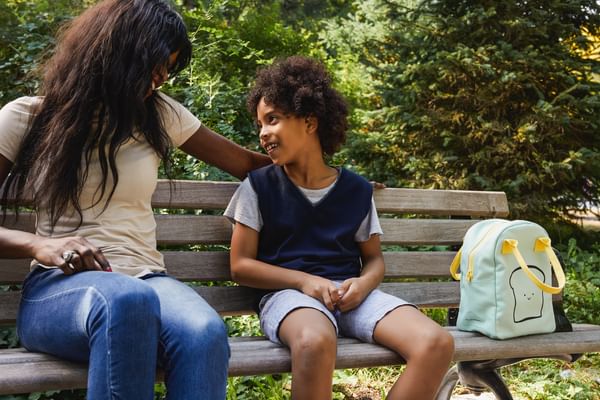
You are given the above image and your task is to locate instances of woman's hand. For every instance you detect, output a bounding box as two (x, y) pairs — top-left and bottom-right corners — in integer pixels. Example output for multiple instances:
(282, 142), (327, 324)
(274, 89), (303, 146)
(30, 236), (111, 275)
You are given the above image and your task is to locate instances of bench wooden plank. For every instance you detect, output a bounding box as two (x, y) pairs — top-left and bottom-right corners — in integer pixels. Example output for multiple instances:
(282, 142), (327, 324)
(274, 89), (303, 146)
(155, 216), (478, 246)
(0, 213), (478, 246)
(152, 180), (238, 209)
(1, 325), (598, 394)
(151, 181), (509, 217)
(0, 251), (458, 284)
(373, 188), (509, 217)
(0, 282), (461, 324)
(3, 180), (509, 217)
(157, 251), (458, 280)
(378, 219), (476, 245)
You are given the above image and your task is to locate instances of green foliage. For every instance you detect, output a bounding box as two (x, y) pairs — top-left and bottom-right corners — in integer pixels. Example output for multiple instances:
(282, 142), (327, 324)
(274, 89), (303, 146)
(0, 390), (86, 400)
(163, 0), (314, 181)
(0, 326), (18, 349)
(227, 375), (291, 400)
(562, 239), (600, 324)
(335, 0), (600, 229)
(224, 315), (262, 336)
(0, 0), (91, 105)
(499, 355), (600, 400)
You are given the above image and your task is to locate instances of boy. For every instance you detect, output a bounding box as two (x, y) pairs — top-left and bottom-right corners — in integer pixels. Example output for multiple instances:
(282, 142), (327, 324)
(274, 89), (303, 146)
(225, 56), (454, 400)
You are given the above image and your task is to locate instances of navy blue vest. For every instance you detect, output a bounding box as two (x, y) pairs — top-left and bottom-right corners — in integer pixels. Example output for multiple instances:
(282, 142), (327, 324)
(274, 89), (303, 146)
(248, 165), (373, 280)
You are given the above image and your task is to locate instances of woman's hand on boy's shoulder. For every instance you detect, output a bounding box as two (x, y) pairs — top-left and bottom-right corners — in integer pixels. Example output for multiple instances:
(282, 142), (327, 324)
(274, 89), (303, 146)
(370, 181), (386, 190)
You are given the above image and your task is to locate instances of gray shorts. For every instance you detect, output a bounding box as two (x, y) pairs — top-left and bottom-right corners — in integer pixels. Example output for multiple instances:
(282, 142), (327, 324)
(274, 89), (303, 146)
(259, 286), (414, 344)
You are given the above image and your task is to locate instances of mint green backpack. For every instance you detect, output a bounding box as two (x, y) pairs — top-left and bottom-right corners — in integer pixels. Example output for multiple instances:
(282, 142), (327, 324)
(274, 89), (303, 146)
(450, 219), (566, 339)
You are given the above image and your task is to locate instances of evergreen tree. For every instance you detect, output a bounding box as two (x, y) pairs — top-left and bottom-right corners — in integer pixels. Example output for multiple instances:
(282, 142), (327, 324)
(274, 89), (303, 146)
(343, 0), (600, 229)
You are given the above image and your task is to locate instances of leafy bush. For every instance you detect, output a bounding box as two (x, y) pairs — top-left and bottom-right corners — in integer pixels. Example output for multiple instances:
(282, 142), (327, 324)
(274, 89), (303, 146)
(562, 240), (600, 324)
(0, 0), (89, 104)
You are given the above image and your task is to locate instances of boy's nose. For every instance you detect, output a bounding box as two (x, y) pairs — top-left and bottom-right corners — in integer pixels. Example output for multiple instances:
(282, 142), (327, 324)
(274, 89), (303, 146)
(259, 128), (270, 141)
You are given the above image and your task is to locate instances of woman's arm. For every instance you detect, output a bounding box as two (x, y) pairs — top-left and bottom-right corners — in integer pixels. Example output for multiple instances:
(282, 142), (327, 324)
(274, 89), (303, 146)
(179, 125), (271, 180)
(336, 235), (385, 312)
(0, 154), (109, 274)
(229, 221), (341, 310)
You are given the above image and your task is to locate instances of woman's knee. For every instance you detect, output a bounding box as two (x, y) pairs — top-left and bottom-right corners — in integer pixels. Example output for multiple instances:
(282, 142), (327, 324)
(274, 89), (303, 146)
(169, 312), (230, 359)
(91, 281), (161, 328)
(198, 315), (229, 351)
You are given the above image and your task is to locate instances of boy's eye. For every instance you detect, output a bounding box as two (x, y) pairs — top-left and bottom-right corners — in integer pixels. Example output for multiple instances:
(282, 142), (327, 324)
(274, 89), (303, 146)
(268, 115), (278, 123)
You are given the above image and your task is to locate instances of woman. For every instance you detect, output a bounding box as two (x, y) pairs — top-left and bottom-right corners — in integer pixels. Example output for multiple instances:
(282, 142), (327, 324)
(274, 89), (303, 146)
(0, 0), (269, 399)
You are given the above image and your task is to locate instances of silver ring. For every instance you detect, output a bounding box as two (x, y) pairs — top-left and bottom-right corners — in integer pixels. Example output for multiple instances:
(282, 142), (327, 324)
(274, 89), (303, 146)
(62, 250), (75, 264)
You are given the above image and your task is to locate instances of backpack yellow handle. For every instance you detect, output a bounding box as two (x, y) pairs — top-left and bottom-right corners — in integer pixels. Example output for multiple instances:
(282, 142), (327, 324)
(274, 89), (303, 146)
(501, 237), (566, 294)
(450, 248), (462, 280)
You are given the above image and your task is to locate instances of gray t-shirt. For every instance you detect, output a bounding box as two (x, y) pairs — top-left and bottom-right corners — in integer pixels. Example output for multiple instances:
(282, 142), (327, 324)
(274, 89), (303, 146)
(224, 177), (383, 242)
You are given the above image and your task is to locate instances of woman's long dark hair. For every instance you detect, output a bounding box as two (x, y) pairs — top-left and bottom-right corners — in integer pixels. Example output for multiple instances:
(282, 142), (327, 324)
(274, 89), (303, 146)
(2, 0), (191, 229)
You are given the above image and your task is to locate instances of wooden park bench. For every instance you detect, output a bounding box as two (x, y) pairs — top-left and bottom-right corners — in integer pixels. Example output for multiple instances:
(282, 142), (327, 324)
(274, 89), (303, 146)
(1, 180), (599, 399)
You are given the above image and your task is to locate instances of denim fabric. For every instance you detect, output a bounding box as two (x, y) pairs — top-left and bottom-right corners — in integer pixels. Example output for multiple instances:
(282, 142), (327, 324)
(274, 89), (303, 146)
(17, 268), (229, 400)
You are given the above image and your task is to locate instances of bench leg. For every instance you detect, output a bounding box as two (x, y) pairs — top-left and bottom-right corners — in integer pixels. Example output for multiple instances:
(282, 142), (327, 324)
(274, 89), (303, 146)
(435, 355), (581, 400)
(435, 360), (514, 400)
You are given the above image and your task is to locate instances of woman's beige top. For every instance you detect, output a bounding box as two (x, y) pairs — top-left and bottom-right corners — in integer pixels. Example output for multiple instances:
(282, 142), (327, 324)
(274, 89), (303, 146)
(0, 93), (200, 276)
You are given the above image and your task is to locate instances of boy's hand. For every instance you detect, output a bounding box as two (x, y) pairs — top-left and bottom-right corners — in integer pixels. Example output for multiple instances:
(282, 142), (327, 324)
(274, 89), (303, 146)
(336, 277), (371, 312)
(299, 275), (340, 311)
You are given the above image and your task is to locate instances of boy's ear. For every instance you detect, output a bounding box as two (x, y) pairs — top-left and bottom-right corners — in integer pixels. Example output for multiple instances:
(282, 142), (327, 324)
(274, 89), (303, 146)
(305, 116), (318, 134)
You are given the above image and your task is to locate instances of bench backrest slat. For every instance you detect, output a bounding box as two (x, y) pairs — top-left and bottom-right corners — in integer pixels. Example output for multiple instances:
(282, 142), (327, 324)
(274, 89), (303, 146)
(0, 281), (461, 323)
(0, 213), (484, 246)
(3, 180), (509, 217)
(0, 251), (457, 284)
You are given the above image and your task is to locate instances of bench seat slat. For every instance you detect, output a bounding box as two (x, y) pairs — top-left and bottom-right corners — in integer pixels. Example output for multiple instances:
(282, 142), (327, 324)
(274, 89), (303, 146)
(1, 325), (598, 394)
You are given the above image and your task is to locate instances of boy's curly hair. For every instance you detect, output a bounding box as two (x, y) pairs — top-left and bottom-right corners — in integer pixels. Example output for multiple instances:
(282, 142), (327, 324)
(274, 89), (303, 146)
(247, 56), (348, 156)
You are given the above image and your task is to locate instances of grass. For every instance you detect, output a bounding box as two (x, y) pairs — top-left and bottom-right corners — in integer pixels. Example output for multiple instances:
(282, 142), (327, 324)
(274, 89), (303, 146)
(225, 354), (600, 400)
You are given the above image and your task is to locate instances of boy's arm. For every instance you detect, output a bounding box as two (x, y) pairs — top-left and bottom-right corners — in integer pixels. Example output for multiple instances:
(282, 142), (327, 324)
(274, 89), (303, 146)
(229, 222), (341, 311)
(336, 234), (385, 312)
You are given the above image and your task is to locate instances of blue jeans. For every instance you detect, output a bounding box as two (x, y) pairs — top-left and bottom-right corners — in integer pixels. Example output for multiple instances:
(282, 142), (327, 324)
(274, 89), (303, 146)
(17, 268), (230, 400)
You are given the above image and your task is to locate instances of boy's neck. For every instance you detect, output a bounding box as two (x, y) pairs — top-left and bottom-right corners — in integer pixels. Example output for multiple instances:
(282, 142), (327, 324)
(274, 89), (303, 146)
(283, 160), (338, 190)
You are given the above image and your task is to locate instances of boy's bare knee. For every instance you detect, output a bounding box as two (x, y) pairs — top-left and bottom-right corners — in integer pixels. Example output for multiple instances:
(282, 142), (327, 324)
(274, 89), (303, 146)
(290, 328), (336, 360)
(412, 327), (454, 362)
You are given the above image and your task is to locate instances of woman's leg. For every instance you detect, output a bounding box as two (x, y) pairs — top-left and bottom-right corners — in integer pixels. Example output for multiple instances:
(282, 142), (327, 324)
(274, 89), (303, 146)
(143, 275), (229, 400)
(278, 308), (337, 400)
(17, 268), (161, 400)
(373, 306), (454, 400)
